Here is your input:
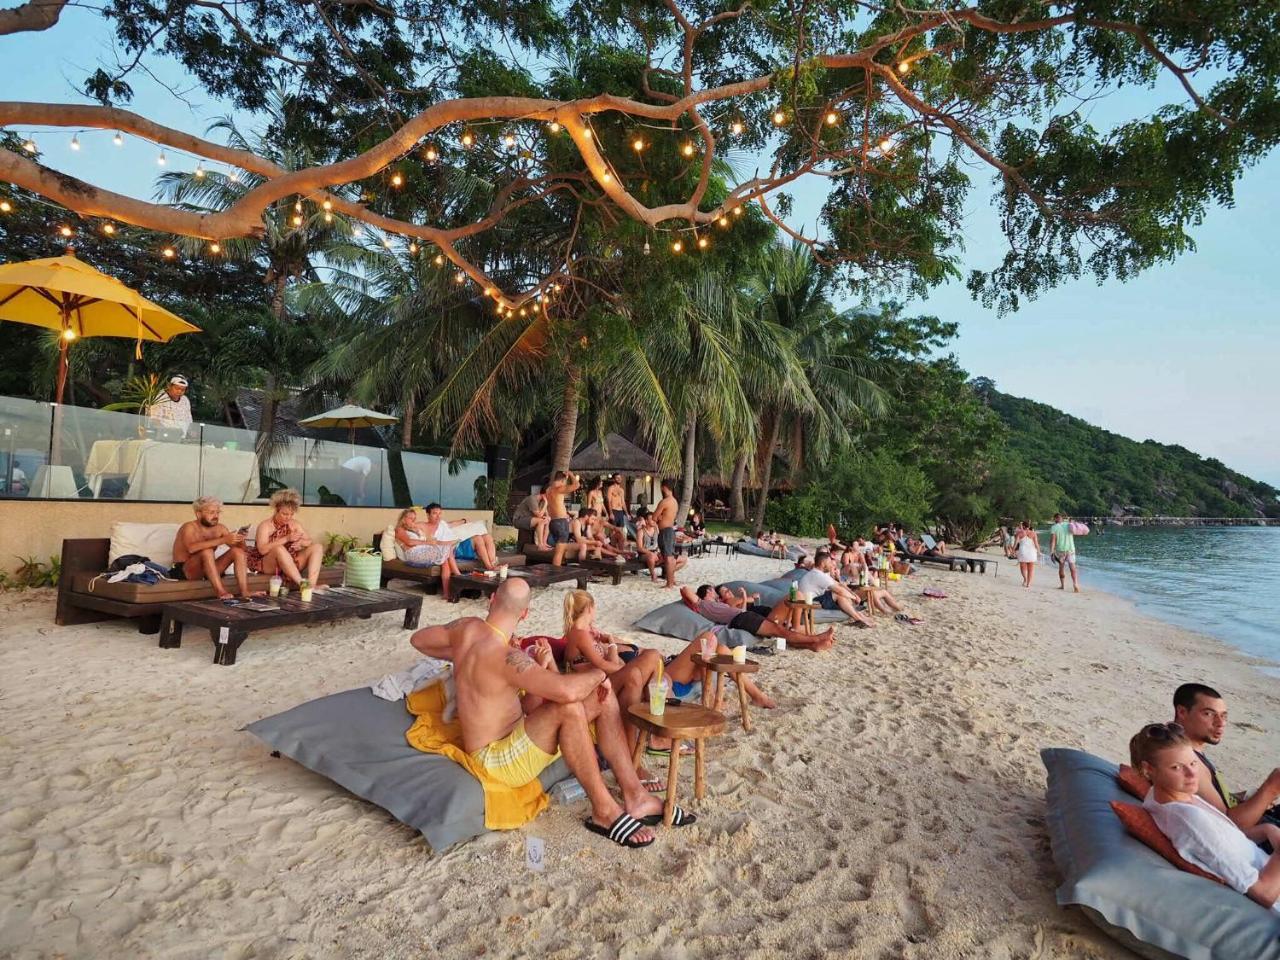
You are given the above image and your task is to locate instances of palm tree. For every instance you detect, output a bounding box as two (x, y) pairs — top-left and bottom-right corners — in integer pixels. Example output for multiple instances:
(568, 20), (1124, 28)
(741, 242), (889, 533)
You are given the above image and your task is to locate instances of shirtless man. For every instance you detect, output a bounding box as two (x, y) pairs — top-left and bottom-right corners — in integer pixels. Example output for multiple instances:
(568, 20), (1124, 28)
(545, 470), (581, 567)
(171, 496), (254, 599)
(652, 479), (688, 588)
(605, 473), (632, 537)
(410, 579), (692, 847)
(1173, 682), (1280, 842)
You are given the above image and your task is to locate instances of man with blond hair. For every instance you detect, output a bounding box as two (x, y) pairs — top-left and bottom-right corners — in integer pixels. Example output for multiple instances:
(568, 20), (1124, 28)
(172, 496), (255, 599)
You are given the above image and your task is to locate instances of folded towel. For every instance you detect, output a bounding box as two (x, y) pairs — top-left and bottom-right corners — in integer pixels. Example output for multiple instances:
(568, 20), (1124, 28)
(370, 658), (456, 720)
(404, 682), (549, 831)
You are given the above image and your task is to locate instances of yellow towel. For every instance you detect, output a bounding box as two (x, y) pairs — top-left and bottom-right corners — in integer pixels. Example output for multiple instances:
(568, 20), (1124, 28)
(404, 682), (550, 830)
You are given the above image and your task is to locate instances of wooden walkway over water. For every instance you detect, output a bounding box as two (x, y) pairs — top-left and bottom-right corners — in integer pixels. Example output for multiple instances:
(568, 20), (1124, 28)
(1080, 516), (1278, 527)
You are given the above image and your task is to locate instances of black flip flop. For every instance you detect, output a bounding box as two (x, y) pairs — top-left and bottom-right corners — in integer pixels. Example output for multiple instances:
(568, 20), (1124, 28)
(584, 813), (654, 848)
(640, 805), (697, 827)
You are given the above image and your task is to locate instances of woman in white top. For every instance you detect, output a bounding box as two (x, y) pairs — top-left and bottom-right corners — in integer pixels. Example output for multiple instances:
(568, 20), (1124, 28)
(1014, 520), (1039, 588)
(1129, 722), (1280, 913)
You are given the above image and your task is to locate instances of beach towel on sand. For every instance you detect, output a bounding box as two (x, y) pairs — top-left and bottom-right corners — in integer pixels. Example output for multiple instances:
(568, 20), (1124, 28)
(404, 682), (550, 831)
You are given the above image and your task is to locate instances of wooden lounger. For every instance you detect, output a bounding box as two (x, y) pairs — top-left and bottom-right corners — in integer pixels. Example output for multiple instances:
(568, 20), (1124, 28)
(371, 532), (526, 593)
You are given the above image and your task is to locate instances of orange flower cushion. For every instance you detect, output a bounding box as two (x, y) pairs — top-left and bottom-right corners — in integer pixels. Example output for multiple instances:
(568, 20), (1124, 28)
(1109, 801), (1224, 885)
(1116, 764), (1149, 800)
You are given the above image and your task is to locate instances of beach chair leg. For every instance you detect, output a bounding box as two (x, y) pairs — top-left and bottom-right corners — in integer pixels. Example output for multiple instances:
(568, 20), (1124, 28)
(631, 730), (649, 772)
(158, 612), (183, 649)
(212, 628), (248, 666)
(694, 737), (706, 802)
(664, 741), (681, 826)
(736, 677), (752, 733)
(403, 603), (421, 629)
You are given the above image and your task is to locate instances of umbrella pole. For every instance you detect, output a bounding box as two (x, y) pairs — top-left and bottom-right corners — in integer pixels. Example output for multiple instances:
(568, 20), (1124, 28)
(50, 303), (70, 465)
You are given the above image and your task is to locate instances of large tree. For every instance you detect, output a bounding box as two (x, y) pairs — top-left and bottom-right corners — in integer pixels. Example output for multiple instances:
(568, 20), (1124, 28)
(3, 1), (1276, 319)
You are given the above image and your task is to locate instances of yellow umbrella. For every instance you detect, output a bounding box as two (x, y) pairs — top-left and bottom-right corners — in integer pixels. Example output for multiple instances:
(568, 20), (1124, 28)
(0, 254), (201, 406)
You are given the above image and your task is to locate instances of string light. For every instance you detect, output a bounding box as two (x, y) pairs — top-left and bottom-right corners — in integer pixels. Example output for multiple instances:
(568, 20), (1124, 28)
(157, 150), (167, 166)
(503, 132), (516, 148)
(519, 307), (528, 316)
(671, 239), (683, 254)
(424, 145), (438, 162)
(324, 212), (333, 223)
(632, 137), (645, 152)
(681, 142), (696, 157)
(113, 131), (123, 147)
(552, 283), (561, 292)
(69, 135), (80, 151)
(292, 213), (303, 226)
(731, 120), (744, 136)
(390, 172), (403, 187)
(352, 225), (363, 238)
(382, 237), (393, 249)
(697, 235), (709, 250)
(294, 200), (303, 213)
(878, 137), (894, 153)
(228, 170), (240, 183)
(162, 247), (175, 258)
(62, 328), (76, 341)
(602, 171), (612, 183)
(102, 223), (115, 235)
(454, 271), (465, 284)
(59, 225), (73, 238)
(548, 121), (561, 133)
(408, 241), (418, 254)
(643, 238), (651, 256)
(717, 215), (729, 227)
(194, 162), (205, 178)
(0, 201), (11, 213)
(209, 242), (221, 254)
(582, 129), (592, 140)
(461, 131), (474, 148)
(732, 204), (744, 216)
(22, 137), (37, 153)
(898, 60), (910, 74)
(825, 111), (840, 126)
(322, 199), (332, 211)
(772, 110), (786, 125)
(434, 253), (444, 266)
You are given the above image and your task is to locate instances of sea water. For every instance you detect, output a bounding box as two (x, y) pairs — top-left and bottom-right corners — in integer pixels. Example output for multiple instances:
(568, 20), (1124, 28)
(1044, 526), (1280, 671)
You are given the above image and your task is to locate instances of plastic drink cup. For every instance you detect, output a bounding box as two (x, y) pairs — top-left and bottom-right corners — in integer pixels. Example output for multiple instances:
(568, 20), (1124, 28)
(499, 564), (509, 580)
(699, 635), (716, 661)
(776, 636), (786, 652)
(649, 678), (669, 716)
(732, 644), (747, 664)
(268, 575), (282, 597)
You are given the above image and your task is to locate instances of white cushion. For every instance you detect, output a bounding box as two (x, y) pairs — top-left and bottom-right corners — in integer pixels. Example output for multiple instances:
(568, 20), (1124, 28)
(108, 521), (182, 569)
(382, 524), (406, 561)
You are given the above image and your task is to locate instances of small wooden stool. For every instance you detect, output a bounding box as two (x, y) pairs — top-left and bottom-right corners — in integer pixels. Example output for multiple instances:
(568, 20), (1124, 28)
(854, 585), (880, 615)
(692, 653), (760, 732)
(783, 598), (815, 635)
(627, 702), (726, 825)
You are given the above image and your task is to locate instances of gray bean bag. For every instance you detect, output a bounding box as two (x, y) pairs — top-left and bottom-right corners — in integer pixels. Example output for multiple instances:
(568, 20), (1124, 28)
(716, 579), (845, 622)
(1042, 746), (1280, 960)
(244, 688), (570, 852)
(632, 601), (752, 648)
(735, 539), (806, 561)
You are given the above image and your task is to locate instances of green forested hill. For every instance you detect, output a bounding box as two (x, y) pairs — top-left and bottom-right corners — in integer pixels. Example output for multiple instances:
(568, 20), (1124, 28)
(974, 381), (1279, 519)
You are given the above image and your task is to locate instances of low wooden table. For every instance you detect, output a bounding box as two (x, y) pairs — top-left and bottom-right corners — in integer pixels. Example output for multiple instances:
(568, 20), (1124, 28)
(159, 587), (422, 665)
(693, 653), (761, 732)
(574, 555), (649, 585)
(783, 598), (816, 635)
(447, 563), (589, 602)
(706, 540), (738, 558)
(627, 702), (726, 826)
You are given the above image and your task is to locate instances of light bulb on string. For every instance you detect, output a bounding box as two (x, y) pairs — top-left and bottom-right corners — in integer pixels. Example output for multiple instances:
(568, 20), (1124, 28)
(62, 328), (76, 341)
(643, 238), (651, 256)
(292, 214), (303, 227)
(601, 171), (612, 183)
(461, 131), (474, 148)
(632, 138), (645, 152)
(898, 60), (910, 74)
(878, 137), (894, 153)
(162, 247), (175, 259)
(503, 132), (516, 148)
(157, 150), (167, 166)
(825, 111), (839, 126)
(681, 142), (695, 157)
(434, 254), (444, 266)
(408, 242), (418, 255)
(552, 282), (561, 292)
(671, 239), (683, 254)
(322, 199), (332, 211)
(228, 170), (240, 183)
(195, 161), (205, 178)
(59, 225), (73, 238)
(22, 137), (36, 153)
(424, 145), (438, 162)
(102, 223), (115, 235)
(454, 271), (465, 284)
(548, 121), (561, 133)
(209, 242), (221, 254)
(697, 235), (709, 250)
(0, 201), (12, 213)
(582, 129), (592, 140)
(113, 131), (123, 147)
(390, 172), (403, 187)
(717, 215), (729, 228)
(323, 212), (333, 223)
(772, 109), (786, 125)
(294, 200), (303, 213)
(69, 135), (80, 151)
(732, 204), (743, 216)
(731, 120), (744, 136)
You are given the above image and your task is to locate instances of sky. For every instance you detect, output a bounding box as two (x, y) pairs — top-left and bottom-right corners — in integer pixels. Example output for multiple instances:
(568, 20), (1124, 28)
(4, 6), (1278, 486)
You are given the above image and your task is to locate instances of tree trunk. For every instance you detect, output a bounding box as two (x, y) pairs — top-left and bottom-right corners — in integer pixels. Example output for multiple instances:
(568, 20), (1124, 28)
(676, 411), (697, 522)
(752, 412), (782, 536)
(550, 365), (580, 475)
(255, 274), (288, 463)
(401, 390), (415, 449)
(729, 451), (748, 522)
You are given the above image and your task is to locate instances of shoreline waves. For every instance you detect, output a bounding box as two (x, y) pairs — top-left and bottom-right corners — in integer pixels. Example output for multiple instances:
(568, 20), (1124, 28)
(1, 550), (1276, 959)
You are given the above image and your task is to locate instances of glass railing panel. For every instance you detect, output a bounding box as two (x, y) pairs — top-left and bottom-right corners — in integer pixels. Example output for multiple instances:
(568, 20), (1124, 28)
(55, 403), (190, 500)
(301, 438), (385, 506)
(0, 396), (53, 498)
(398, 450), (443, 506)
(442, 457), (486, 510)
(197, 422), (269, 503)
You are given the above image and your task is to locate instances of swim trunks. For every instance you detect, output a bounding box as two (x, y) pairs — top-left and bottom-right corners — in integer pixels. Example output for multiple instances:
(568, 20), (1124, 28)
(728, 610), (767, 635)
(548, 517), (572, 546)
(816, 590), (841, 611)
(470, 719), (562, 788)
(657, 527), (676, 558)
(611, 509), (627, 528)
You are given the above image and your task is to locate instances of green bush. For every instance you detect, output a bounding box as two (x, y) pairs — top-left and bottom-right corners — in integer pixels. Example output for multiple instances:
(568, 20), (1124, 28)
(474, 475), (512, 525)
(765, 451), (933, 539)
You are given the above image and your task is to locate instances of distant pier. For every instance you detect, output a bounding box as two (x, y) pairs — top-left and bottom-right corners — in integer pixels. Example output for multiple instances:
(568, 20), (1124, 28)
(1081, 516), (1279, 528)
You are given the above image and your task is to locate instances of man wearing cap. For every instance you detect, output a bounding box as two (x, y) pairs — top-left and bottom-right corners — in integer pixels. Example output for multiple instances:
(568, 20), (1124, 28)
(148, 375), (193, 434)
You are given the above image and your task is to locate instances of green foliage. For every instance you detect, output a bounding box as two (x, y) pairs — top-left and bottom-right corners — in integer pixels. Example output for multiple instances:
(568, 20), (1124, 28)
(8, 555), (61, 589)
(767, 450), (933, 538)
(101, 374), (164, 414)
(978, 382), (1279, 519)
(473, 474), (513, 525)
(323, 533), (362, 566)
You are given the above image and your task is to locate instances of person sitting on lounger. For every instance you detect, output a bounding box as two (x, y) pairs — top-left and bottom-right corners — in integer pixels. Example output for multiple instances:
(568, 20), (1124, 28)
(427, 502), (501, 570)
(796, 550), (874, 627)
(394, 507), (462, 597)
(686, 504), (706, 538)
(755, 530), (787, 559)
(172, 496), (256, 599)
(1129, 722), (1280, 913)
(681, 584), (834, 652)
(408, 579), (685, 847)
(512, 492), (551, 550)
(249, 488), (325, 588)
(1172, 683), (1280, 839)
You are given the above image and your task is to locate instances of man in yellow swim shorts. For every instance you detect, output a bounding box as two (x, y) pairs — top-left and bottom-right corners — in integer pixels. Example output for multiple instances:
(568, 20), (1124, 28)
(410, 579), (697, 849)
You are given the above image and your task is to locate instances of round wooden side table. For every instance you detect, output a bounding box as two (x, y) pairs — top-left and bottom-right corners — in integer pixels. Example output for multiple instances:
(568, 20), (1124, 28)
(627, 702), (727, 825)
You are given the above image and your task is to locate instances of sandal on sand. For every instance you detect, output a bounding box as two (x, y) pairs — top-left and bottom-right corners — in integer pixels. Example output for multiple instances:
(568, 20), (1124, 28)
(585, 813), (654, 848)
(646, 744), (695, 759)
(895, 613), (924, 625)
(639, 777), (666, 794)
(641, 805), (697, 827)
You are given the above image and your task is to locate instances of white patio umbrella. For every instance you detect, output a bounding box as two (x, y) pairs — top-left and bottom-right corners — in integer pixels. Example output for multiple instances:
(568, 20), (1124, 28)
(298, 404), (399, 444)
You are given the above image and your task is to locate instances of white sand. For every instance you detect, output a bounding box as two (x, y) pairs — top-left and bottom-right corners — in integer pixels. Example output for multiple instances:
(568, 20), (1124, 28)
(1, 551), (1277, 959)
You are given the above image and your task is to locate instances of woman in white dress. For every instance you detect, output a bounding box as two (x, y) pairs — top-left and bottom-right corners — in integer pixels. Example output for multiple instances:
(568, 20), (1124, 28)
(1014, 520), (1039, 588)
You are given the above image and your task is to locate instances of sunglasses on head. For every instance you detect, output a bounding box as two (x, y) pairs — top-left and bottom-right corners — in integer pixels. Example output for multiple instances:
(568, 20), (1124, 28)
(1142, 722), (1185, 740)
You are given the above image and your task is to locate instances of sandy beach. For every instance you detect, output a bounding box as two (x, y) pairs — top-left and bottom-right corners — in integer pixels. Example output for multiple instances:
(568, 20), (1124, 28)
(1, 549), (1276, 960)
